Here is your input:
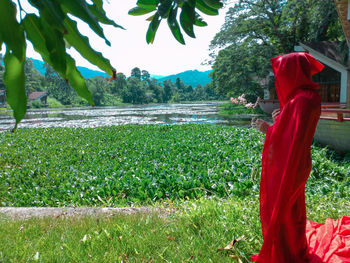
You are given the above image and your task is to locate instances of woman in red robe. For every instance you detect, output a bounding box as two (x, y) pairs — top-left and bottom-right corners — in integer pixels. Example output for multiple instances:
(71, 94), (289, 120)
(251, 52), (350, 263)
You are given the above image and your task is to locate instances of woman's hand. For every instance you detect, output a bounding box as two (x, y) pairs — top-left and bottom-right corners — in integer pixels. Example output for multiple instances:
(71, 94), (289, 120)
(251, 118), (270, 134)
(272, 108), (280, 122)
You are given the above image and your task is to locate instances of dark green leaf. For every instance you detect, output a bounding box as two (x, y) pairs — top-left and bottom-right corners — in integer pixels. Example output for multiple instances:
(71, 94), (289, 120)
(28, 0), (66, 33)
(60, 0), (111, 46)
(4, 51), (27, 128)
(195, 0), (219, 16)
(180, 1), (196, 38)
(146, 13), (161, 44)
(91, 0), (103, 11)
(129, 6), (156, 16)
(194, 13), (208, 27)
(167, 6), (185, 45)
(202, 0), (223, 9)
(158, 0), (172, 18)
(0, 0), (25, 60)
(137, 0), (158, 8)
(64, 17), (115, 76)
(65, 55), (94, 106)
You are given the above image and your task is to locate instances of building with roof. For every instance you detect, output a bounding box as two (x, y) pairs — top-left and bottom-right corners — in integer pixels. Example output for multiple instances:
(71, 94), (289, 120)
(27, 91), (48, 106)
(295, 41), (346, 105)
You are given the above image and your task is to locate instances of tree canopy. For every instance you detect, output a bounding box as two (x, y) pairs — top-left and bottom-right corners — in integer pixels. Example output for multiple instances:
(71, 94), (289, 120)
(209, 0), (344, 99)
(0, 0), (224, 128)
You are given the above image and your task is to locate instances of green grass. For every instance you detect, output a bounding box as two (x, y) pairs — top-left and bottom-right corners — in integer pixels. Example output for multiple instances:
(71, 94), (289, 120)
(0, 195), (348, 263)
(1, 125), (349, 206)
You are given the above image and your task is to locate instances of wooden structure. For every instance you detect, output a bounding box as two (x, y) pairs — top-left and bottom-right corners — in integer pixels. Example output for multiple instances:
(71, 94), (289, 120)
(334, 0), (350, 109)
(296, 42), (346, 105)
(27, 91), (48, 106)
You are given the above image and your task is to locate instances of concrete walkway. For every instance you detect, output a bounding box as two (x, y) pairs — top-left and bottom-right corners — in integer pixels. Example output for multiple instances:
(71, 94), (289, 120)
(0, 207), (176, 220)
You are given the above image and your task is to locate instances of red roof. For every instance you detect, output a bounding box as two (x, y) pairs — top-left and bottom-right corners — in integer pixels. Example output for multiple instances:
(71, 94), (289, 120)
(28, 92), (47, 101)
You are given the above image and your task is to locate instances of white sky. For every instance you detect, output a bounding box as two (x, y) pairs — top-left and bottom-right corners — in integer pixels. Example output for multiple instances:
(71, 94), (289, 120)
(23, 1), (233, 77)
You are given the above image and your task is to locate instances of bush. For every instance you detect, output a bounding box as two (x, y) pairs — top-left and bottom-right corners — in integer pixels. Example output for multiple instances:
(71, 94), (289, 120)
(30, 100), (45, 108)
(47, 97), (63, 108)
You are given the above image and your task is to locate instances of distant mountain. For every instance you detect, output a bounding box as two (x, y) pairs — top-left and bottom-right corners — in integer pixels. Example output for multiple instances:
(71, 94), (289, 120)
(30, 58), (108, 78)
(150, 74), (164, 79)
(157, 69), (212, 87)
(30, 58), (212, 86)
(31, 58), (46, 75)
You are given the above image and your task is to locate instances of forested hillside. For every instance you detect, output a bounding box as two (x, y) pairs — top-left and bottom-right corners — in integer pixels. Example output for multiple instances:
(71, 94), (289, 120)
(0, 58), (220, 108)
(158, 70), (212, 87)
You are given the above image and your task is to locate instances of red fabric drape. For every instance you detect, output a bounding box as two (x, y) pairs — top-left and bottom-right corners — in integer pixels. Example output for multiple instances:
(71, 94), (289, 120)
(252, 53), (350, 263)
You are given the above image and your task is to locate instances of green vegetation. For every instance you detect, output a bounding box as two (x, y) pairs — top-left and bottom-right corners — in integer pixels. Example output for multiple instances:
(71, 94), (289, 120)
(218, 101), (264, 117)
(0, 61), (220, 110)
(209, 0), (345, 100)
(47, 98), (64, 108)
(1, 125), (349, 207)
(0, 195), (348, 263)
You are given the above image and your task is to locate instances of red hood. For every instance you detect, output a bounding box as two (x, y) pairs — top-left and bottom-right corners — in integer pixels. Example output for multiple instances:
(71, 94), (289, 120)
(271, 52), (324, 107)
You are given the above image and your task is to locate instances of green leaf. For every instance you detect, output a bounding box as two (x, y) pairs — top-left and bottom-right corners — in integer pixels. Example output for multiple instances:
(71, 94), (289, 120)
(22, 15), (51, 64)
(23, 15), (67, 78)
(60, 0), (111, 46)
(64, 17), (115, 76)
(195, 0), (219, 16)
(194, 13), (208, 27)
(137, 0), (158, 8)
(158, 0), (172, 18)
(128, 7), (156, 16)
(180, 1), (196, 38)
(88, 5), (124, 29)
(202, 0), (223, 9)
(65, 55), (94, 106)
(167, 6), (185, 45)
(91, 0), (103, 11)
(28, 0), (66, 33)
(146, 12), (161, 44)
(4, 51), (27, 128)
(0, 0), (25, 60)
(43, 27), (67, 78)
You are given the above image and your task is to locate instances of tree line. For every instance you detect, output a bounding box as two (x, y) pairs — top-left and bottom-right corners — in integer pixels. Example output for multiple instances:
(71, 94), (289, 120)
(0, 58), (221, 108)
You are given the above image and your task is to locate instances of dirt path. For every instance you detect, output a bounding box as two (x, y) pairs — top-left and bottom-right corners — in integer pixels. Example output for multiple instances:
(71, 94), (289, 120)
(0, 207), (176, 220)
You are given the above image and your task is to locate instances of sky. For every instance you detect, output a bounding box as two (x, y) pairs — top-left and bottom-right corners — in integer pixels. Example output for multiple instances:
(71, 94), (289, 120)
(22, 1), (233, 77)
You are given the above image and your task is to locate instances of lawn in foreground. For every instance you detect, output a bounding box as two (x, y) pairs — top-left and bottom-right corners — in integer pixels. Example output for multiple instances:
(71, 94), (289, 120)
(0, 195), (349, 263)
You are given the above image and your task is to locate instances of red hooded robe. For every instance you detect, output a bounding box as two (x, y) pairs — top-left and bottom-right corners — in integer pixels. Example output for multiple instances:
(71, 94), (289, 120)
(252, 52), (350, 263)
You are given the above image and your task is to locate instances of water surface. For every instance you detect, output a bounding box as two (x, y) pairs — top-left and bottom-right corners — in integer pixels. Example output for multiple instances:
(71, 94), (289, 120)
(0, 102), (266, 130)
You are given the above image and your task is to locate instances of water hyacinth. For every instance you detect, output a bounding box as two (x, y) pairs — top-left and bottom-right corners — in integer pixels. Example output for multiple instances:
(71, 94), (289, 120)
(0, 124), (348, 207)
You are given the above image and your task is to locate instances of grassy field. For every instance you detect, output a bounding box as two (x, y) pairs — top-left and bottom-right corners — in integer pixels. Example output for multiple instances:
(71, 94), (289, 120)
(0, 124), (349, 262)
(0, 195), (348, 263)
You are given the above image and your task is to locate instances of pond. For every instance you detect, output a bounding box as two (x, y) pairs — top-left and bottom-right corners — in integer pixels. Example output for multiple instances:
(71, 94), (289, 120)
(0, 102), (267, 130)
